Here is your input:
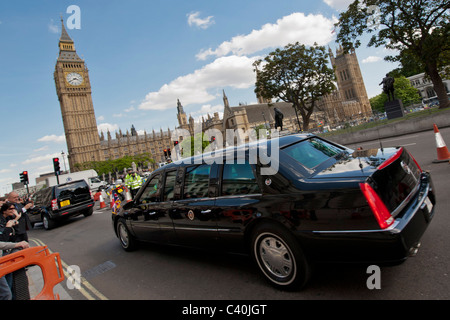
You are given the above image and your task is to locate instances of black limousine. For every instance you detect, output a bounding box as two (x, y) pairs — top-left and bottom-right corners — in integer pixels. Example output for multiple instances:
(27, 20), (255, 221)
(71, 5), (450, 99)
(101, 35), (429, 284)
(112, 134), (435, 290)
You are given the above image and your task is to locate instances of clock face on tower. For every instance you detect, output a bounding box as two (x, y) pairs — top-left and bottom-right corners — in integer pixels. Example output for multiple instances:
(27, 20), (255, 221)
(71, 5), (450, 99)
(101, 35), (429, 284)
(66, 72), (83, 86)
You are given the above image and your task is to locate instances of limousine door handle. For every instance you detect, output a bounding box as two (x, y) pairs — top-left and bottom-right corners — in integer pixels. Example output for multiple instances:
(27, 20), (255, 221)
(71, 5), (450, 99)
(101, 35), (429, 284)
(201, 210), (211, 214)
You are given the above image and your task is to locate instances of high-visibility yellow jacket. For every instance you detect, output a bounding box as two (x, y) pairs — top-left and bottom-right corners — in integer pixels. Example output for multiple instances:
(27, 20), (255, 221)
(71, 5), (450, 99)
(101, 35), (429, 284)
(125, 174), (143, 190)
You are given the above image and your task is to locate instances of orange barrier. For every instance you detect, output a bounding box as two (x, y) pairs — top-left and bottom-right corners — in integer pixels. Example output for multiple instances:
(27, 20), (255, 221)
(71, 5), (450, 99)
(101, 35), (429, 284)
(0, 246), (64, 300)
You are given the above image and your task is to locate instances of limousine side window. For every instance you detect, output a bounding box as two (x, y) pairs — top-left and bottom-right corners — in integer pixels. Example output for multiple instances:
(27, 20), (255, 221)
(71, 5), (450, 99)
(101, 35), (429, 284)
(140, 174), (161, 203)
(183, 164), (211, 199)
(163, 170), (177, 202)
(221, 163), (260, 196)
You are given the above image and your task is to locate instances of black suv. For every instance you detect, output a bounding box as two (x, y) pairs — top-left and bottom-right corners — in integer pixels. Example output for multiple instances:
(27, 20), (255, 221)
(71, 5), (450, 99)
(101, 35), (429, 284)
(28, 179), (95, 230)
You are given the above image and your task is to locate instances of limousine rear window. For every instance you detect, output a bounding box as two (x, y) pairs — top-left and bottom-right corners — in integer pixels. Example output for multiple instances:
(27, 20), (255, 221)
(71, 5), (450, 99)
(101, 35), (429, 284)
(222, 163), (260, 196)
(183, 164), (211, 199)
(282, 137), (343, 169)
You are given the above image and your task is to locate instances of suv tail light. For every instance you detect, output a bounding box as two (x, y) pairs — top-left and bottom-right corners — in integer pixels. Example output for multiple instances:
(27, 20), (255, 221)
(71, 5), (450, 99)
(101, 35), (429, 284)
(51, 199), (58, 211)
(360, 182), (394, 229)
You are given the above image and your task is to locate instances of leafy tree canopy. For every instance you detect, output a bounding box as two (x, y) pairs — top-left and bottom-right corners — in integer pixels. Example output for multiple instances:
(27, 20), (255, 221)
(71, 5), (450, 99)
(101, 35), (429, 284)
(336, 0), (449, 109)
(254, 42), (336, 131)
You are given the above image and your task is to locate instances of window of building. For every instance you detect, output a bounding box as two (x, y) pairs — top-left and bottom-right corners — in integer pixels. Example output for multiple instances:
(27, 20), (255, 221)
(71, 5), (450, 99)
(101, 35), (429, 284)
(140, 175), (161, 203)
(183, 165), (211, 199)
(221, 163), (260, 196)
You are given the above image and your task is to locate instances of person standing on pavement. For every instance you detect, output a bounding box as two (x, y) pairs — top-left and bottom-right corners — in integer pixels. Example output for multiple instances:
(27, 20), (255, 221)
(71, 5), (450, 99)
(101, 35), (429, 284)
(0, 202), (30, 300)
(6, 192), (32, 242)
(125, 170), (143, 198)
(0, 240), (29, 300)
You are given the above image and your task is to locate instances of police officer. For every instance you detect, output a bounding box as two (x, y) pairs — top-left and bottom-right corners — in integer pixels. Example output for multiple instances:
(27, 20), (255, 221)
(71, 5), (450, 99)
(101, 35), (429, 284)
(125, 170), (143, 198)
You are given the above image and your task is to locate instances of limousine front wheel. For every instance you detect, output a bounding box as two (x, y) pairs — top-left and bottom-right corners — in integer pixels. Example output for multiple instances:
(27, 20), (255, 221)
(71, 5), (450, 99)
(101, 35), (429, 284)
(251, 223), (311, 290)
(117, 218), (137, 252)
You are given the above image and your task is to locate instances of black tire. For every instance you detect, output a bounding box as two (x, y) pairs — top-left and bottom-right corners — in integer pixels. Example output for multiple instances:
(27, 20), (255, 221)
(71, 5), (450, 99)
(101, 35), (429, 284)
(251, 222), (311, 290)
(43, 213), (56, 230)
(116, 218), (137, 252)
(83, 207), (94, 217)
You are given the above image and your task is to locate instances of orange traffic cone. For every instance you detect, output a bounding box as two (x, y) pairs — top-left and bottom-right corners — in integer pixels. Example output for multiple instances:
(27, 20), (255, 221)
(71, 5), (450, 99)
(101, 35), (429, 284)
(110, 193), (114, 208)
(125, 187), (132, 202)
(432, 124), (450, 163)
(99, 194), (106, 209)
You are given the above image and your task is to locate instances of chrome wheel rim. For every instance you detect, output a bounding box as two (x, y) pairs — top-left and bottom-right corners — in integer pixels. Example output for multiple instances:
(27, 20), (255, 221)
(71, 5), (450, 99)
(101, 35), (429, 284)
(258, 235), (294, 279)
(118, 224), (129, 247)
(43, 216), (49, 229)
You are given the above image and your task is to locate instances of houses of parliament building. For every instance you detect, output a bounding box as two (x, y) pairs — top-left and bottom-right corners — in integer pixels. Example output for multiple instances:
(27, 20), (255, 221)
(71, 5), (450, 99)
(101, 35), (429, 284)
(54, 20), (372, 171)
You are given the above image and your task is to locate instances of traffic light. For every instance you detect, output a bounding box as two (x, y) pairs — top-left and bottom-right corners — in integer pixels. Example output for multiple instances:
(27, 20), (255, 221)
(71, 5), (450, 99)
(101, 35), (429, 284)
(168, 148), (171, 157)
(163, 149), (168, 157)
(174, 140), (179, 146)
(53, 157), (61, 174)
(19, 171), (29, 184)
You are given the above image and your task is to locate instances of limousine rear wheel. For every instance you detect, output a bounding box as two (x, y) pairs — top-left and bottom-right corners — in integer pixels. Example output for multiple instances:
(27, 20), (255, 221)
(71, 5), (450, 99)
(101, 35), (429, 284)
(251, 223), (311, 290)
(117, 218), (137, 252)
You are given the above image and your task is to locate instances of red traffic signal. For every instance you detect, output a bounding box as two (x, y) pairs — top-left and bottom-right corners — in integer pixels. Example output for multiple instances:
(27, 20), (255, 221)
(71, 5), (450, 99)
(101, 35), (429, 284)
(20, 171), (29, 184)
(53, 157), (61, 174)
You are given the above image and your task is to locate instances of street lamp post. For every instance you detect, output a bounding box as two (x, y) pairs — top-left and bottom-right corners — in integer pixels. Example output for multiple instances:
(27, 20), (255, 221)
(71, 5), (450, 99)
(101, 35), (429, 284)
(61, 151), (68, 173)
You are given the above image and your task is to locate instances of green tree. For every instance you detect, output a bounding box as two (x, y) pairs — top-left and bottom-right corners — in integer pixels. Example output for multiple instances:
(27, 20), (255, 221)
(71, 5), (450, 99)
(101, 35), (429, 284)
(370, 75), (421, 111)
(336, 0), (449, 109)
(179, 133), (210, 158)
(254, 42), (336, 131)
(393, 76), (422, 106)
(370, 93), (388, 112)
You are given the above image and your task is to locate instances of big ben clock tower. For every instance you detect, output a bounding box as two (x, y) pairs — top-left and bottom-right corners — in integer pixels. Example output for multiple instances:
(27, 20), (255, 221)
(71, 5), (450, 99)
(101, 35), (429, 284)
(54, 18), (101, 171)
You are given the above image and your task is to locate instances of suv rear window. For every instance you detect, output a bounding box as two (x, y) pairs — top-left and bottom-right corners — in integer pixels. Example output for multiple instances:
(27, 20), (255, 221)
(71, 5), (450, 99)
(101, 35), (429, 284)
(282, 137), (343, 169)
(55, 180), (89, 198)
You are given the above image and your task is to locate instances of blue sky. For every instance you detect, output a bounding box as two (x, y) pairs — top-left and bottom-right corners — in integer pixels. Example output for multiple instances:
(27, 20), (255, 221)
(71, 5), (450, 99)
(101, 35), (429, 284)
(0, 0), (399, 193)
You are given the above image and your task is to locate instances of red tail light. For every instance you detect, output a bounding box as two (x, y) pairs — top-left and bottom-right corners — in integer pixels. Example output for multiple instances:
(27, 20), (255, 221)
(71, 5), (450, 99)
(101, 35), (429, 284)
(51, 199), (58, 210)
(377, 147), (403, 170)
(360, 183), (394, 229)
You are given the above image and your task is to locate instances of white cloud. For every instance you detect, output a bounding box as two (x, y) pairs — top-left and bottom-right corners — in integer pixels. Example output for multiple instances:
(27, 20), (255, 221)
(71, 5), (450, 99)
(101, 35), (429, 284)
(97, 115), (105, 121)
(139, 55), (258, 111)
(196, 12), (337, 60)
(323, 0), (353, 11)
(22, 153), (61, 165)
(38, 134), (66, 143)
(98, 123), (119, 133)
(33, 146), (49, 152)
(362, 56), (382, 63)
(187, 12), (215, 29)
(124, 106), (135, 113)
(48, 19), (59, 34)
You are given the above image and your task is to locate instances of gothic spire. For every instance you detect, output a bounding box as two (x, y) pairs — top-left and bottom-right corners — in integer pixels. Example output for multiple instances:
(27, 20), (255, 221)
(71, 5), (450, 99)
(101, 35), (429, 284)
(60, 17), (73, 43)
